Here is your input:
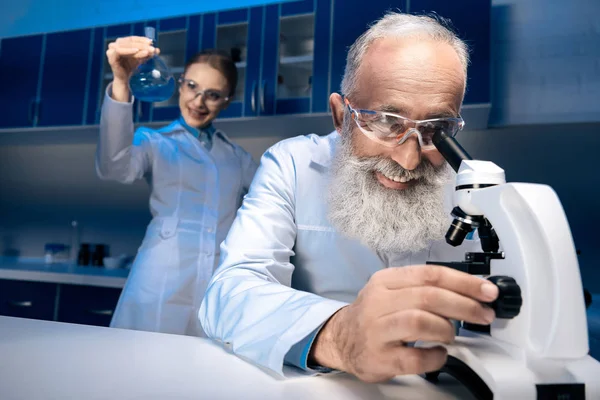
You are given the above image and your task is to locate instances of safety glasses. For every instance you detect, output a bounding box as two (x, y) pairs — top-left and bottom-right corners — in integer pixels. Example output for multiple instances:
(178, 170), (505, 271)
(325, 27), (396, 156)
(345, 98), (465, 150)
(178, 77), (229, 105)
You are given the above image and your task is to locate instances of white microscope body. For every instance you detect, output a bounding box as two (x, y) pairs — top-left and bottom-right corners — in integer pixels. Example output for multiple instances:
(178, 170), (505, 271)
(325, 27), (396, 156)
(421, 132), (600, 400)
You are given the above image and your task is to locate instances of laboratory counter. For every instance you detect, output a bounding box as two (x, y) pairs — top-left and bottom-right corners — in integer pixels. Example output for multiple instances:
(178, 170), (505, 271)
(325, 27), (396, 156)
(0, 316), (475, 400)
(0, 258), (128, 288)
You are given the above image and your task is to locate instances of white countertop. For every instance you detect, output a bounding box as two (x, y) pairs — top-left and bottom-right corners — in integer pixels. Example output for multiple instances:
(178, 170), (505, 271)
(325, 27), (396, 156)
(0, 258), (128, 288)
(0, 316), (475, 400)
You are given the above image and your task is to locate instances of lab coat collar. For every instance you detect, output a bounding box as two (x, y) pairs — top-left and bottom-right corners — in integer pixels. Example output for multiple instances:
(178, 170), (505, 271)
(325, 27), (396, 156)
(310, 130), (340, 169)
(177, 116), (216, 140)
(175, 116), (236, 148)
(212, 128), (237, 148)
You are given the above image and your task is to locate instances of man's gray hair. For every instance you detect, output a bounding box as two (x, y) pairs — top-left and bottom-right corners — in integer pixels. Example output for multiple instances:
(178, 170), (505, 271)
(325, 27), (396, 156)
(340, 11), (470, 98)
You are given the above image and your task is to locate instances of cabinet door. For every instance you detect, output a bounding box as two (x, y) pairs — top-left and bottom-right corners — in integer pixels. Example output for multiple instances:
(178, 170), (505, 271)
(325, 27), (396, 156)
(409, 0), (491, 105)
(57, 284), (122, 327)
(85, 27), (108, 125)
(310, 0), (333, 113)
(210, 8), (256, 118)
(88, 24), (133, 125)
(271, 0), (318, 115)
(38, 29), (92, 126)
(0, 279), (57, 321)
(133, 21), (156, 124)
(258, 4), (279, 116)
(330, 0), (408, 98)
(0, 35), (44, 128)
(255, 0), (333, 117)
(213, 11), (244, 118)
(244, 7), (266, 118)
(149, 16), (190, 123)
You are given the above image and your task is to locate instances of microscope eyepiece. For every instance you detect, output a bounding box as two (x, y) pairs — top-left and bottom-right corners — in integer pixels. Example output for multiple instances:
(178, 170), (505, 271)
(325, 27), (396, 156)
(432, 130), (472, 173)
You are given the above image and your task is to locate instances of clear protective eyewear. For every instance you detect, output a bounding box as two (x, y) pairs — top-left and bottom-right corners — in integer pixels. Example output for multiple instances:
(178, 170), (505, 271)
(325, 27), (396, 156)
(345, 98), (465, 150)
(178, 77), (229, 105)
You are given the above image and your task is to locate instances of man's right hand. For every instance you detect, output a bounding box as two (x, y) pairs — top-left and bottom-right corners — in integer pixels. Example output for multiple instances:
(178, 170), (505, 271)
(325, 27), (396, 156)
(105, 36), (160, 102)
(308, 265), (499, 383)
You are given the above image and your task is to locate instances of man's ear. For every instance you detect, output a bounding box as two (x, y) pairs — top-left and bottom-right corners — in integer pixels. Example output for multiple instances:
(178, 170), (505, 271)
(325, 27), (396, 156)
(329, 93), (345, 134)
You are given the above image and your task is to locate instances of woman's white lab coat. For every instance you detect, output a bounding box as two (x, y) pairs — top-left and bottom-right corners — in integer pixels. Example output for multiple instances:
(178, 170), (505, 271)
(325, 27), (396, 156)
(96, 85), (257, 336)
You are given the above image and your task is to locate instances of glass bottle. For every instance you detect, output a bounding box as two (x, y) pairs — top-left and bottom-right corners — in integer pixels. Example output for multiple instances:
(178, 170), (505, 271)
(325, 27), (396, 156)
(69, 220), (80, 265)
(129, 27), (175, 102)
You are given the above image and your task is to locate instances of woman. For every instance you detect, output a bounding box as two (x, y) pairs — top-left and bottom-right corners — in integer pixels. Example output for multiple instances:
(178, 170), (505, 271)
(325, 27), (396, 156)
(96, 36), (258, 336)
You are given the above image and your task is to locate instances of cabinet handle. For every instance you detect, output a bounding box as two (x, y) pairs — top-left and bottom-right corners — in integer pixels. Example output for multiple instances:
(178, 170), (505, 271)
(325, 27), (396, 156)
(251, 81), (257, 113)
(86, 309), (113, 316)
(8, 300), (33, 308)
(260, 80), (266, 113)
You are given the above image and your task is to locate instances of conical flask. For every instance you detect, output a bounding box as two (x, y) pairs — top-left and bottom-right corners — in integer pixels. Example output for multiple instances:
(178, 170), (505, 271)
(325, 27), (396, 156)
(129, 27), (175, 102)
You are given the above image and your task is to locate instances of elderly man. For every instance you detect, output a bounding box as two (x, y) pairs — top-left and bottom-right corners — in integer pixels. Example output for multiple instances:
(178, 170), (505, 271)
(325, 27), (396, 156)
(199, 11), (499, 382)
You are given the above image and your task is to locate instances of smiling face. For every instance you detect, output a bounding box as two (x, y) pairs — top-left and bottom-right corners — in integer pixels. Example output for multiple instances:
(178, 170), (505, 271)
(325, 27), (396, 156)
(178, 62), (231, 129)
(334, 35), (465, 189)
(326, 36), (466, 254)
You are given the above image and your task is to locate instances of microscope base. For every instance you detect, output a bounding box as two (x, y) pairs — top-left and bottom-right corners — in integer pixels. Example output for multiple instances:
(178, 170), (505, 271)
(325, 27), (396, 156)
(418, 333), (600, 400)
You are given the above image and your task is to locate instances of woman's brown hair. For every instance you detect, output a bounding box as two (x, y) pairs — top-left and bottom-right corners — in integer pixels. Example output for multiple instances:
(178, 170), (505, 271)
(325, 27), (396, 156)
(184, 49), (238, 98)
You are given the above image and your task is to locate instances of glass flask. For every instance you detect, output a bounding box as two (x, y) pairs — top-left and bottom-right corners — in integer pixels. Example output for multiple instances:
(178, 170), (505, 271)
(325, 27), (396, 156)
(129, 27), (175, 102)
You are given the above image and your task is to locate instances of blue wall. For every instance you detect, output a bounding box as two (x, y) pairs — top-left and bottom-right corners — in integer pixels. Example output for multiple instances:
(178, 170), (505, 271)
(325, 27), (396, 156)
(0, 0), (294, 39)
(490, 0), (600, 126)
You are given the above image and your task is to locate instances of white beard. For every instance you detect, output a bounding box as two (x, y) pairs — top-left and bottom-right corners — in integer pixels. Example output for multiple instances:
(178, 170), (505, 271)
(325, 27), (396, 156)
(326, 122), (453, 255)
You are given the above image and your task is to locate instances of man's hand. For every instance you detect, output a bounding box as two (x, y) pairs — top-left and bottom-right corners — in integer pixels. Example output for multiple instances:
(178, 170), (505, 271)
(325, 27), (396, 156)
(309, 265), (499, 383)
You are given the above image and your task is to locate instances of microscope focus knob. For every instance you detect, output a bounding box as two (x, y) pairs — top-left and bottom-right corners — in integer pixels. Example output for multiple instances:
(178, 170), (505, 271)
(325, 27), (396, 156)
(487, 276), (522, 319)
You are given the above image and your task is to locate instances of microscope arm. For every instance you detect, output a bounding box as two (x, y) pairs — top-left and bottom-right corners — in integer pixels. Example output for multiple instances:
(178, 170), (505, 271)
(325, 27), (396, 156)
(421, 130), (599, 400)
(430, 129), (589, 359)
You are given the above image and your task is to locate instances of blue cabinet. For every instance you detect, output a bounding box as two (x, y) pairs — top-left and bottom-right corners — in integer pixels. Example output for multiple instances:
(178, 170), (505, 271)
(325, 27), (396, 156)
(330, 0), (408, 99)
(150, 16), (196, 122)
(330, 0), (491, 106)
(0, 278), (121, 327)
(0, 35), (44, 128)
(209, 0), (332, 118)
(253, 0), (332, 116)
(0, 30), (93, 128)
(0, 279), (57, 321)
(245, 7), (266, 117)
(0, 0), (491, 130)
(87, 24), (133, 125)
(57, 284), (122, 327)
(266, 0), (318, 115)
(38, 29), (92, 126)
(408, 0), (491, 105)
(203, 7), (260, 118)
(310, 0), (333, 113)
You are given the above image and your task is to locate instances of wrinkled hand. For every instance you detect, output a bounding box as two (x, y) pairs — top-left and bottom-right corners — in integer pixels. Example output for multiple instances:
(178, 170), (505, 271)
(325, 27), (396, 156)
(105, 36), (160, 101)
(309, 265), (499, 383)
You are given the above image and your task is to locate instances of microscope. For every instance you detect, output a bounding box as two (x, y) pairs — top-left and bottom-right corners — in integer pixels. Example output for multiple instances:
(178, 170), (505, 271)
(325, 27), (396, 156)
(419, 130), (600, 399)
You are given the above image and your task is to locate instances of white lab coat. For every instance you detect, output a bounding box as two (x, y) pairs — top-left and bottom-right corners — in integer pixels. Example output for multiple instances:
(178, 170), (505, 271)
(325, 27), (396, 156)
(96, 85), (257, 336)
(199, 131), (480, 375)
